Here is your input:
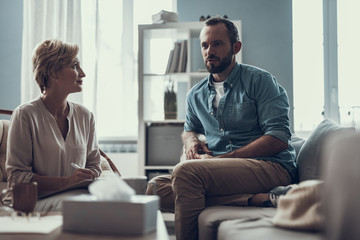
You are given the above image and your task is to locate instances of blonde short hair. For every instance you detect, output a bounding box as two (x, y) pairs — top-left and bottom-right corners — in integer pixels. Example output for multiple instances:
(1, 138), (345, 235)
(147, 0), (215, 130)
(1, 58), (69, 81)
(32, 39), (79, 93)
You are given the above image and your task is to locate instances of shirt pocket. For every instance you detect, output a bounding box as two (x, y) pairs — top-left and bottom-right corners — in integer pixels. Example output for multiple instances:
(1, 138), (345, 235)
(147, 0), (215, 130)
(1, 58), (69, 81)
(69, 145), (87, 167)
(226, 102), (258, 131)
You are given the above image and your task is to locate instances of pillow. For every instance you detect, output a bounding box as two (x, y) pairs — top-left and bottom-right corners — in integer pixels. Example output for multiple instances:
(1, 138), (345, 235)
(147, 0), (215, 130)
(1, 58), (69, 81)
(290, 135), (306, 157)
(273, 180), (324, 231)
(296, 119), (355, 182)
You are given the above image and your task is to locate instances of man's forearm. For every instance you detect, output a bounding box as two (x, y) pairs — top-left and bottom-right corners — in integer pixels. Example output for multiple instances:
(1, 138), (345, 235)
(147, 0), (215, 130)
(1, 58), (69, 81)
(181, 131), (199, 145)
(218, 135), (288, 158)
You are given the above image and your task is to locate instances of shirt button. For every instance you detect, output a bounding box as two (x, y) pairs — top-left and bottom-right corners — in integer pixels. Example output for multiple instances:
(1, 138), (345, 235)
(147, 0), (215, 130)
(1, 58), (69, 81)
(220, 128), (224, 132)
(210, 112), (214, 115)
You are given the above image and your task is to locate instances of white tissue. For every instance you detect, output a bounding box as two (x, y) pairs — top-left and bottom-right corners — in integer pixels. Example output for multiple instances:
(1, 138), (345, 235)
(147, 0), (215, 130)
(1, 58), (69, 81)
(88, 174), (135, 201)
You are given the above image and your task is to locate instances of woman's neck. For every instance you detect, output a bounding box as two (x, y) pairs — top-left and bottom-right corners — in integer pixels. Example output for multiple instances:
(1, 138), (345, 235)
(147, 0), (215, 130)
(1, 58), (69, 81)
(41, 94), (68, 118)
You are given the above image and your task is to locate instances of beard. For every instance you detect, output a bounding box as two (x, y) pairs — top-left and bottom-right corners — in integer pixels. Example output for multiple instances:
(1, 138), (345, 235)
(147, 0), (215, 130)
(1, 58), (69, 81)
(205, 49), (233, 74)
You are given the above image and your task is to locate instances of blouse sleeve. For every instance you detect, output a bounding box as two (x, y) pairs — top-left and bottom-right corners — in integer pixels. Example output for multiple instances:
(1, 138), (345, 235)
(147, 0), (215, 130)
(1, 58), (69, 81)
(6, 107), (35, 185)
(85, 112), (102, 177)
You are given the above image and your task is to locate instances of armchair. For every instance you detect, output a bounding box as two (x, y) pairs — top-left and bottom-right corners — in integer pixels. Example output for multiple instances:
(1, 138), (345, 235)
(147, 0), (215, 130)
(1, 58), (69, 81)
(0, 108), (121, 181)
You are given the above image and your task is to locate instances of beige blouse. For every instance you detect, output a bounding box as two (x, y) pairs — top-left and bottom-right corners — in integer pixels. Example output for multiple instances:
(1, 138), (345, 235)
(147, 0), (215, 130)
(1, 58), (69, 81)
(6, 97), (102, 185)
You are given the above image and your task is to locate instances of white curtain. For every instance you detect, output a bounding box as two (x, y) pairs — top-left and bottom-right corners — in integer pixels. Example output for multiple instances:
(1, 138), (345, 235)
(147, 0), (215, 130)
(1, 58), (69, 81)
(20, 0), (166, 138)
(21, 0), (84, 104)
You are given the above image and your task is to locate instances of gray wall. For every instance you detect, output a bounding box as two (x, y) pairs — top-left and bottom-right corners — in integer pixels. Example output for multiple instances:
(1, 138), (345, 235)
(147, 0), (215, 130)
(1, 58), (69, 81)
(0, 0), (23, 116)
(177, 0), (294, 130)
(0, 0), (294, 129)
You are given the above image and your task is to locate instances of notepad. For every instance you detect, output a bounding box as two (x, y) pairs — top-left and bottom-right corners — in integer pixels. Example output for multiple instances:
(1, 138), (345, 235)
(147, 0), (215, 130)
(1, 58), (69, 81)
(0, 215), (62, 234)
(38, 179), (96, 199)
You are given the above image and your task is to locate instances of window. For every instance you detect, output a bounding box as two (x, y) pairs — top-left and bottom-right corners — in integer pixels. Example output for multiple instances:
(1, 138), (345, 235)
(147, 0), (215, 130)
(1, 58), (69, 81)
(337, 0), (360, 128)
(81, 0), (175, 140)
(293, 0), (360, 134)
(292, 0), (324, 133)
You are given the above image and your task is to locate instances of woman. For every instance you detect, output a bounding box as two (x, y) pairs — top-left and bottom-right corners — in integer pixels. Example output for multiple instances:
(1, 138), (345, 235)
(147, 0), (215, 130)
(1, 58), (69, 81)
(6, 39), (102, 210)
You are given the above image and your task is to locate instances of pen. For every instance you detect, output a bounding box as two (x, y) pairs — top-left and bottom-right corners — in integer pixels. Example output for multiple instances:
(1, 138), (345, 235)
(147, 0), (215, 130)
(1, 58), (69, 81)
(71, 162), (82, 169)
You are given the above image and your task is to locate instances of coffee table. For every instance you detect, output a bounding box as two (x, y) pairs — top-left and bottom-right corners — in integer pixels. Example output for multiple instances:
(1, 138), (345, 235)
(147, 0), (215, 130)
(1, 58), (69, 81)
(0, 211), (169, 240)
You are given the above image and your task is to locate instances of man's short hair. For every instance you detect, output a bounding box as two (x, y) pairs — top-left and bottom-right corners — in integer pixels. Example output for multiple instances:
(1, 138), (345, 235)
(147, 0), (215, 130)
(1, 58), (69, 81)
(204, 17), (239, 45)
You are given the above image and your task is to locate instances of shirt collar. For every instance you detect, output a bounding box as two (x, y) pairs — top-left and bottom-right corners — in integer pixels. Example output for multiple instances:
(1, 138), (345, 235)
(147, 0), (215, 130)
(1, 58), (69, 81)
(207, 62), (241, 89)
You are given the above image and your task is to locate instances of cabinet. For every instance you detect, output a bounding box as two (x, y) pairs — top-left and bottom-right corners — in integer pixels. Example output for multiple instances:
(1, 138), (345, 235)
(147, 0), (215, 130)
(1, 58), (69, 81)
(137, 21), (241, 178)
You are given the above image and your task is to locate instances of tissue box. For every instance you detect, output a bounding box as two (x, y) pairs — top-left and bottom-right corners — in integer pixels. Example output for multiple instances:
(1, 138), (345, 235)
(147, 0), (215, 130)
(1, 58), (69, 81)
(62, 194), (159, 235)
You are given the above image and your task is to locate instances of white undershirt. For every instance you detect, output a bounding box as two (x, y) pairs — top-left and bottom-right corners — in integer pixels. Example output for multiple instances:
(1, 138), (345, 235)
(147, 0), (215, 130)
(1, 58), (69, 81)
(212, 81), (225, 109)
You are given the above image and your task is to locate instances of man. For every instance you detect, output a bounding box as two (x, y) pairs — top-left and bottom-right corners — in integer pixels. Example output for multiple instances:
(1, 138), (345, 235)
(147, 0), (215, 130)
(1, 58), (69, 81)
(146, 17), (297, 240)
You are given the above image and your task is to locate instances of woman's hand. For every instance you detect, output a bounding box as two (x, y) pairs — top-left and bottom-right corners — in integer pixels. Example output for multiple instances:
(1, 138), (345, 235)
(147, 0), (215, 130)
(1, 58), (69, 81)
(31, 168), (97, 193)
(69, 168), (96, 185)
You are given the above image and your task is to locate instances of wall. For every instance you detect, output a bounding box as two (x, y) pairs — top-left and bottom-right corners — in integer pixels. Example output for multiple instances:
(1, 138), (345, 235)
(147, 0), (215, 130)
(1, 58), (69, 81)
(177, 0), (294, 130)
(0, 0), (23, 116)
(0, 0), (294, 129)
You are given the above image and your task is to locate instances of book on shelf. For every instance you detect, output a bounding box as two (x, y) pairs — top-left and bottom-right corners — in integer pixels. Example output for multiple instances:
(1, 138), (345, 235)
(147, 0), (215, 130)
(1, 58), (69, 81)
(152, 10), (178, 24)
(177, 40), (187, 73)
(165, 40), (187, 74)
(165, 49), (174, 74)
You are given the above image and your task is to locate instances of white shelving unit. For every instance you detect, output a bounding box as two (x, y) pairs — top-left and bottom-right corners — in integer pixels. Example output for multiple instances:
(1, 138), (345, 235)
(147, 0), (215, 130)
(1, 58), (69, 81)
(137, 21), (241, 178)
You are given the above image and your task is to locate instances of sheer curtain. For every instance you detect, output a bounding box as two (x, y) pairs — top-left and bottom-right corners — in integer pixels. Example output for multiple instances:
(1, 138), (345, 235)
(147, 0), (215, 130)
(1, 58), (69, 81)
(21, 0), (84, 104)
(21, 0), (174, 139)
(21, 0), (137, 138)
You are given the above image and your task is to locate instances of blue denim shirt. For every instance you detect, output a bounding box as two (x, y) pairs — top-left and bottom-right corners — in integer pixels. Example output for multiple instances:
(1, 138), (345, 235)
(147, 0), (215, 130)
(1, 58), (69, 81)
(184, 63), (297, 179)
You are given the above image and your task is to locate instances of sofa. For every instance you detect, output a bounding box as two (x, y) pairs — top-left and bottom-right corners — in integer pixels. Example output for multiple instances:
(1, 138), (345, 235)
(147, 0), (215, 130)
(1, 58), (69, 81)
(196, 119), (357, 240)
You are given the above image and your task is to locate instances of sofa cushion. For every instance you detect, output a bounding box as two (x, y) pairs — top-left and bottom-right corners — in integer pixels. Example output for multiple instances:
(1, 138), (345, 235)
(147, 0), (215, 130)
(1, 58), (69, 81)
(198, 206), (276, 240)
(218, 217), (322, 240)
(290, 135), (306, 157)
(296, 119), (355, 182)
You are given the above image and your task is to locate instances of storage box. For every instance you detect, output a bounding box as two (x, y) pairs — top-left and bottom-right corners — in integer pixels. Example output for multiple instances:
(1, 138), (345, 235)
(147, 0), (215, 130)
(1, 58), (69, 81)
(146, 122), (184, 166)
(62, 194), (159, 235)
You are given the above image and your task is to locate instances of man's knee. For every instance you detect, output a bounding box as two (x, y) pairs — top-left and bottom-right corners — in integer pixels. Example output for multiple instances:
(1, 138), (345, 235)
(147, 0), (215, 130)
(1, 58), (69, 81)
(145, 174), (174, 212)
(145, 174), (171, 195)
(172, 161), (204, 194)
(172, 160), (198, 179)
(145, 178), (157, 195)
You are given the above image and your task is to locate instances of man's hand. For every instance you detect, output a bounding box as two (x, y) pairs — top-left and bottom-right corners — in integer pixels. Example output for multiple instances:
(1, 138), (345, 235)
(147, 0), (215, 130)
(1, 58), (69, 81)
(197, 153), (213, 159)
(183, 131), (212, 159)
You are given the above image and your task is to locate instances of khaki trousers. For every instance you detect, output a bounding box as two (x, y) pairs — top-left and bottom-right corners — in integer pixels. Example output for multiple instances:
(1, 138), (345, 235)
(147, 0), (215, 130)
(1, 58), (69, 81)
(146, 158), (292, 240)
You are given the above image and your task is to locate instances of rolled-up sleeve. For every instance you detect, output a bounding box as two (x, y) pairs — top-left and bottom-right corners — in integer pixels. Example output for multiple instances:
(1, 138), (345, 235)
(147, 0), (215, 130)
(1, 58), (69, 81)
(184, 92), (205, 134)
(253, 72), (292, 143)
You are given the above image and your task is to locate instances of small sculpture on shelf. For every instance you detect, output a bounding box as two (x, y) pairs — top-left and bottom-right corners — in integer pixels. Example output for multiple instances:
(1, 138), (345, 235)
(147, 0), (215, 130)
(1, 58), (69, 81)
(164, 78), (177, 120)
(199, 14), (229, 21)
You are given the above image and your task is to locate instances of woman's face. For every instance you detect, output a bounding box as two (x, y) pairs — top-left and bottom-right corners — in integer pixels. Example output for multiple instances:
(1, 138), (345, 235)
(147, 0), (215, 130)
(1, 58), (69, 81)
(55, 58), (86, 94)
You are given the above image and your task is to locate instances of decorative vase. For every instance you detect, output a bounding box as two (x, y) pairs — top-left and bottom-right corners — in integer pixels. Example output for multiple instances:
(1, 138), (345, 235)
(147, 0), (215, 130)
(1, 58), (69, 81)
(164, 79), (177, 119)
